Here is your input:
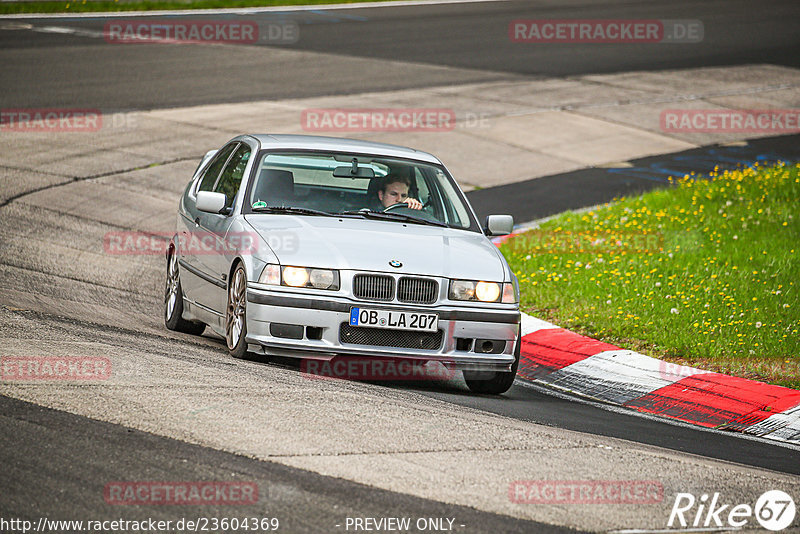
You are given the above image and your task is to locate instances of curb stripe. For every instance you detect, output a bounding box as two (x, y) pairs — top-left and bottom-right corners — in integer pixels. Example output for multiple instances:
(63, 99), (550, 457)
(539, 350), (691, 405)
(515, 312), (800, 444)
(518, 328), (618, 380)
(623, 373), (800, 429)
(746, 405), (800, 443)
(519, 314), (557, 336)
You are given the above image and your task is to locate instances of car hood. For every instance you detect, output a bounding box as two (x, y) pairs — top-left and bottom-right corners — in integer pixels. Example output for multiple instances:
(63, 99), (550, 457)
(244, 214), (509, 281)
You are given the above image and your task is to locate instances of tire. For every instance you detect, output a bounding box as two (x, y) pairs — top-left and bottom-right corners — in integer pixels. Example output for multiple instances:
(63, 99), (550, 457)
(164, 251), (206, 335)
(463, 335), (520, 395)
(225, 263), (249, 359)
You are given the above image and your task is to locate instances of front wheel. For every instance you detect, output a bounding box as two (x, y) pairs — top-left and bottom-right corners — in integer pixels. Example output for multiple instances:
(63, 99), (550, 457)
(463, 336), (520, 395)
(225, 263), (249, 359)
(164, 251), (205, 335)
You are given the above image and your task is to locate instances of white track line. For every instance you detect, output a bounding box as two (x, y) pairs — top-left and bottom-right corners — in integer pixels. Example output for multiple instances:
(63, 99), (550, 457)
(0, 0), (511, 19)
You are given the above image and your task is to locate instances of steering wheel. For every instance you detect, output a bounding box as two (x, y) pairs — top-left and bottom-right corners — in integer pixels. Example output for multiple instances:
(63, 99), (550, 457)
(382, 202), (441, 223)
(383, 202), (409, 212)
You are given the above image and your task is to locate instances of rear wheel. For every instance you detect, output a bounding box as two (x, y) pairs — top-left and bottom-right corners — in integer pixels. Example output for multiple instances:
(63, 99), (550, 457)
(225, 263), (249, 359)
(164, 251), (205, 335)
(463, 335), (520, 395)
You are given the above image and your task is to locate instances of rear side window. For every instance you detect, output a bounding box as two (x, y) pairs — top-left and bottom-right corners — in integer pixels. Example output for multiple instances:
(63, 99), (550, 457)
(197, 143), (237, 193)
(214, 144), (251, 208)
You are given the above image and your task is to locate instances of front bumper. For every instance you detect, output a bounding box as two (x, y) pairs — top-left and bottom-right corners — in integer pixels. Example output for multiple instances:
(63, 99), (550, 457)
(244, 286), (520, 372)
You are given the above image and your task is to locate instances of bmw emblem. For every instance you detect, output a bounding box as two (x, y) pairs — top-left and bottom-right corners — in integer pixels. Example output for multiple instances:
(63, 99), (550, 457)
(389, 260), (402, 268)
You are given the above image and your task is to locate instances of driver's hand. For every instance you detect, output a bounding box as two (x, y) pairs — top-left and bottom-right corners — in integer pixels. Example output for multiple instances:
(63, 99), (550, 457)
(406, 197), (422, 210)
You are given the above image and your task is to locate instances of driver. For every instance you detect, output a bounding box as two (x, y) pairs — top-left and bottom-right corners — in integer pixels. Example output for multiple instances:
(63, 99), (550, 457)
(378, 174), (422, 210)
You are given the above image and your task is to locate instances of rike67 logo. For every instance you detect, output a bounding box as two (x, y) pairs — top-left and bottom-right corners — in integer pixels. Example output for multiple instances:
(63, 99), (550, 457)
(668, 490), (796, 531)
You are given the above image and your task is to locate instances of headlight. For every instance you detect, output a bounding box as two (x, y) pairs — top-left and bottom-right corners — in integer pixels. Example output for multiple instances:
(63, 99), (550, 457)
(283, 266), (309, 287)
(449, 279), (517, 303)
(449, 280), (476, 301)
(259, 264), (339, 290)
(309, 269), (335, 289)
(475, 281), (500, 302)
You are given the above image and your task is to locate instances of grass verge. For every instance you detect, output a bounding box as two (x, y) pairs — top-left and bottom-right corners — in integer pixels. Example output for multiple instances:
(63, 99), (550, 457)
(501, 162), (799, 390)
(0, 0), (387, 15)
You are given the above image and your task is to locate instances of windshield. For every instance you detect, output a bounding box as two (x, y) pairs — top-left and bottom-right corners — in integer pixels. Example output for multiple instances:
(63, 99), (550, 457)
(244, 151), (478, 231)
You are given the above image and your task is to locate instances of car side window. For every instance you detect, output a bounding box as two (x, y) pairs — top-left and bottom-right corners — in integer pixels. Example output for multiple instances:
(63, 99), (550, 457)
(214, 144), (251, 208)
(197, 143), (237, 193)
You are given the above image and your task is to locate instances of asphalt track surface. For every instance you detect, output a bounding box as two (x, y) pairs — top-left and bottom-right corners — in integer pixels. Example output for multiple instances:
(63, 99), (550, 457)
(2, 1), (800, 532)
(1, 394), (569, 534)
(0, 0), (798, 109)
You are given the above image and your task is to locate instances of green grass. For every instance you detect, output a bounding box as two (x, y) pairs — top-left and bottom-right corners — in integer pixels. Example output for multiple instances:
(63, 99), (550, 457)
(501, 162), (800, 390)
(0, 0), (389, 15)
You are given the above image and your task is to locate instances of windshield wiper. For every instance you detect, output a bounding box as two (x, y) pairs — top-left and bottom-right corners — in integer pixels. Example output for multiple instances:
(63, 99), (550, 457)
(338, 209), (448, 228)
(251, 205), (336, 217)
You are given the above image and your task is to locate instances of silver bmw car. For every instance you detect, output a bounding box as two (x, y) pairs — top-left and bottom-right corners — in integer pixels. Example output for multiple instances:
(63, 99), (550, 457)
(165, 134), (521, 394)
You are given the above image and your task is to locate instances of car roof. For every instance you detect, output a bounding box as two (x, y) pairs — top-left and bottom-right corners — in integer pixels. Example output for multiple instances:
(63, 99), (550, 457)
(244, 134), (442, 165)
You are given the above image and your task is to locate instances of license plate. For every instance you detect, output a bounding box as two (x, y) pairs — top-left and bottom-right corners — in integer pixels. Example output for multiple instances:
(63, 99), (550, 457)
(349, 307), (438, 332)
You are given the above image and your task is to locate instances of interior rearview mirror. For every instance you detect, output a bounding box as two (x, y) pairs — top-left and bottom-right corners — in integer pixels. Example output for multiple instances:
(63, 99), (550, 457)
(333, 165), (375, 178)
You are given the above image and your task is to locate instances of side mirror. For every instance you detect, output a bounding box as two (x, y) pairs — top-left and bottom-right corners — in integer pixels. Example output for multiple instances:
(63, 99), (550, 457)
(196, 191), (228, 214)
(484, 214), (514, 236)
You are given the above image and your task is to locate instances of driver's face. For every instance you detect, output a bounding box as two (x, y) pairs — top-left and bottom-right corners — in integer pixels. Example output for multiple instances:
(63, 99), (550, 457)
(379, 181), (409, 207)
